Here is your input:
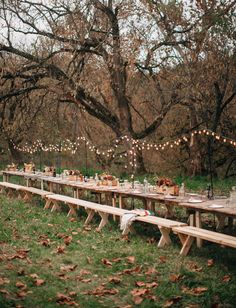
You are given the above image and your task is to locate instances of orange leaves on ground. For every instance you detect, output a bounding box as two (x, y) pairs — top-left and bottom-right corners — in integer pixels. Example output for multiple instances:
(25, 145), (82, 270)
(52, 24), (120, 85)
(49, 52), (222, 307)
(187, 262), (203, 272)
(56, 245), (66, 254)
(207, 259), (214, 267)
(34, 279), (45, 286)
(0, 277), (10, 285)
(102, 258), (112, 266)
(85, 285), (119, 296)
(108, 276), (121, 284)
(126, 256), (135, 264)
(60, 265), (77, 272)
(181, 286), (208, 296)
(64, 236), (73, 246)
(39, 239), (51, 247)
(7, 248), (30, 260)
(163, 296), (182, 307)
(123, 266), (142, 275)
(222, 275), (231, 282)
(15, 281), (27, 289)
(169, 274), (183, 283)
(56, 293), (78, 306)
(112, 257), (122, 263)
(135, 281), (158, 289)
(159, 255), (167, 263)
(29, 273), (39, 279)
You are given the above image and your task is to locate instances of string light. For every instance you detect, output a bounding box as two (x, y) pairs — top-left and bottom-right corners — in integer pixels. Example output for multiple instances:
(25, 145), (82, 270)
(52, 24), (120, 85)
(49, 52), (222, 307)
(12, 129), (236, 161)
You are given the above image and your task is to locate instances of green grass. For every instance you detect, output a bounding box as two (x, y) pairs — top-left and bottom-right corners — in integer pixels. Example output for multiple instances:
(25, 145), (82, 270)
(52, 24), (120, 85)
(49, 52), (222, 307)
(0, 195), (236, 307)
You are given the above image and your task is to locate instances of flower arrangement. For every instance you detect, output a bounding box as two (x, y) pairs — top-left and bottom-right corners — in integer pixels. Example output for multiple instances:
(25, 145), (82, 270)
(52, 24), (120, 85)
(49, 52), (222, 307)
(6, 163), (18, 171)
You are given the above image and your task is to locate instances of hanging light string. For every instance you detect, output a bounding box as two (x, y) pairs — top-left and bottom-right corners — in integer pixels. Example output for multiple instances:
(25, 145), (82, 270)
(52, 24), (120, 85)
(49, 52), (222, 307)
(12, 129), (236, 158)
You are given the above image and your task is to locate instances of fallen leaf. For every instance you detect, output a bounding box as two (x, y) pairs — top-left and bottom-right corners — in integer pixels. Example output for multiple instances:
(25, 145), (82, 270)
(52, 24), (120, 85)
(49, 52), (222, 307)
(112, 257), (122, 263)
(34, 279), (45, 286)
(29, 274), (39, 279)
(123, 266), (142, 275)
(64, 236), (73, 246)
(133, 295), (143, 305)
(102, 258), (112, 266)
(56, 293), (78, 306)
(86, 256), (92, 264)
(181, 286), (208, 296)
(108, 277), (121, 284)
(222, 275), (231, 282)
(163, 296), (182, 307)
(135, 281), (146, 287)
(84, 226), (92, 231)
(207, 259), (214, 267)
(146, 282), (158, 289)
(169, 274), (182, 282)
(159, 256), (167, 263)
(0, 289), (10, 296)
(16, 290), (28, 298)
(80, 278), (91, 283)
(72, 232), (78, 235)
(39, 239), (51, 247)
(69, 217), (77, 222)
(17, 268), (26, 276)
(85, 285), (118, 296)
(126, 256), (135, 264)
(0, 278), (10, 285)
(79, 269), (91, 276)
(145, 267), (158, 276)
(188, 262), (203, 272)
(130, 288), (149, 297)
(15, 281), (27, 289)
(60, 265), (77, 272)
(56, 246), (66, 254)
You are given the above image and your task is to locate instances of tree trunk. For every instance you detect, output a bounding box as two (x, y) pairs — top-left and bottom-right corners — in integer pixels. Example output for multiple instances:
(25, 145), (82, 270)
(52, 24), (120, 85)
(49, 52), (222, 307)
(8, 140), (23, 164)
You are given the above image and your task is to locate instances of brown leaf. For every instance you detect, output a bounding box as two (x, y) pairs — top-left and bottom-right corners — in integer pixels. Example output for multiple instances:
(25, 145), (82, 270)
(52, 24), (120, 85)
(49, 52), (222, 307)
(64, 236), (73, 246)
(102, 258), (112, 266)
(207, 259), (214, 267)
(16, 290), (28, 298)
(68, 291), (76, 297)
(188, 262), (203, 272)
(84, 226), (92, 231)
(169, 274), (182, 282)
(60, 265), (77, 272)
(69, 217), (77, 222)
(123, 266), (142, 275)
(0, 277), (10, 285)
(29, 274), (39, 279)
(145, 267), (158, 276)
(135, 281), (146, 287)
(17, 268), (26, 276)
(56, 293), (78, 306)
(15, 281), (27, 289)
(85, 285), (118, 296)
(79, 269), (91, 276)
(112, 257), (122, 263)
(222, 275), (231, 282)
(34, 279), (45, 286)
(163, 296), (182, 307)
(181, 286), (208, 296)
(0, 289), (10, 295)
(146, 282), (158, 289)
(159, 256), (167, 263)
(108, 277), (121, 284)
(39, 239), (51, 247)
(56, 246), (66, 254)
(133, 295), (143, 305)
(130, 288), (149, 297)
(126, 256), (135, 264)
(80, 278), (91, 283)
(57, 233), (66, 239)
(86, 256), (92, 264)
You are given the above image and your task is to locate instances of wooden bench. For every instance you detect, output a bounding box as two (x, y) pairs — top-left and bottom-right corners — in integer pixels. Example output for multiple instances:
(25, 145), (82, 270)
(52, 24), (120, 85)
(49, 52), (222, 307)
(18, 186), (54, 201)
(45, 194), (187, 246)
(173, 226), (236, 256)
(0, 181), (53, 201)
(0, 182), (23, 197)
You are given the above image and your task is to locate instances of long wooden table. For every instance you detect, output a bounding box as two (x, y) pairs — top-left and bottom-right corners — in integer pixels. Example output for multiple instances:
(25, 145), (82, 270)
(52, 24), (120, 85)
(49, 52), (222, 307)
(2, 170), (236, 240)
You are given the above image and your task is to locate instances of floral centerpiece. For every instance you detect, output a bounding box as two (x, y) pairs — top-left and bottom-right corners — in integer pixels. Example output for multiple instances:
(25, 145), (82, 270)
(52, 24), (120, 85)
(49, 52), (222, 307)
(24, 162), (35, 173)
(64, 170), (82, 181)
(156, 177), (179, 195)
(43, 166), (56, 176)
(99, 173), (118, 186)
(6, 163), (18, 171)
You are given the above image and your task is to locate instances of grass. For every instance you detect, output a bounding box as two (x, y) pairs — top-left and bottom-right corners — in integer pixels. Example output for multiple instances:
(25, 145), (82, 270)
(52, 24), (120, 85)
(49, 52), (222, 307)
(0, 194), (236, 307)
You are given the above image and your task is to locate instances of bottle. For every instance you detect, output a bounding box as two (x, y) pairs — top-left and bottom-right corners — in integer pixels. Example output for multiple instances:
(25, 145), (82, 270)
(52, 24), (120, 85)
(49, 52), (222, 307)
(179, 183), (185, 199)
(143, 177), (148, 194)
(94, 173), (99, 183)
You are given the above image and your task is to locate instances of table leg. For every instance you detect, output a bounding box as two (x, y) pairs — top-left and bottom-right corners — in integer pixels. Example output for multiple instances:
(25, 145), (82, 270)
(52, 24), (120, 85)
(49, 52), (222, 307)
(195, 211), (203, 248)
(215, 214), (226, 230)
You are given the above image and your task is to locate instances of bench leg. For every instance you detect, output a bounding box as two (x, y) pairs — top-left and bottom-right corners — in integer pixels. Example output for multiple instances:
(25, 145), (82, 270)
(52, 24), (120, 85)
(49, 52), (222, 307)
(67, 203), (77, 217)
(97, 212), (109, 231)
(158, 227), (171, 247)
(51, 201), (61, 212)
(44, 199), (53, 210)
(122, 224), (136, 236)
(84, 209), (95, 226)
(23, 191), (32, 202)
(179, 235), (194, 256)
(165, 204), (174, 218)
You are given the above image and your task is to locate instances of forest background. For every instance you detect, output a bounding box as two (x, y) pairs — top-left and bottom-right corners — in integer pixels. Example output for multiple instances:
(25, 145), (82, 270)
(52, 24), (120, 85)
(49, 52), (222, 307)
(0, 0), (235, 179)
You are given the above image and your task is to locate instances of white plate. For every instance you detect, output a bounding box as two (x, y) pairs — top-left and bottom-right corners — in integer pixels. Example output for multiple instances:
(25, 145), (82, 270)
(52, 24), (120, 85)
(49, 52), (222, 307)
(208, 204), (224, 209)
(188, 199), (203, 203)
(164, 195), (176, 199)
(132, 191), (142, 194)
